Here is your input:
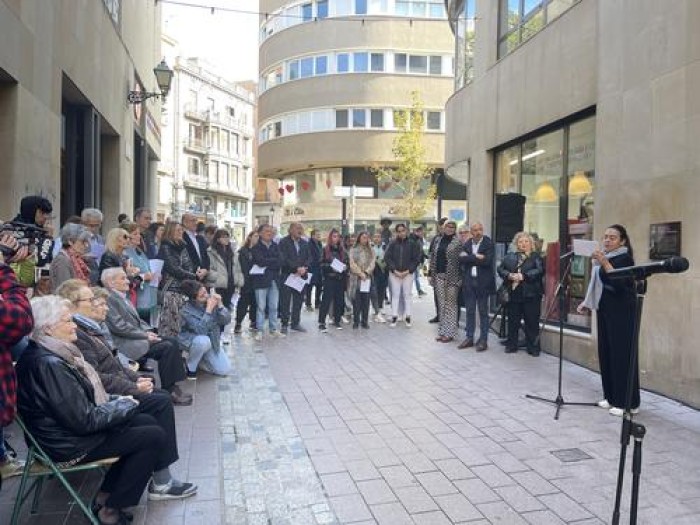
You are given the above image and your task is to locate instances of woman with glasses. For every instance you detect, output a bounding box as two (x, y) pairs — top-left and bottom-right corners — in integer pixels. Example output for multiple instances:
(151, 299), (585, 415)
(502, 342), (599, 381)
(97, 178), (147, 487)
(49, 223), (93, 292)
(98, 228), (141, 288)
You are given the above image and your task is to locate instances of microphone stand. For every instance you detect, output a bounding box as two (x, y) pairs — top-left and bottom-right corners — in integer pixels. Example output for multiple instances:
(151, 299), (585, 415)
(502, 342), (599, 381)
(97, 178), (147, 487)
(525, 254), (597, 420)
(611, 277), (647, 525)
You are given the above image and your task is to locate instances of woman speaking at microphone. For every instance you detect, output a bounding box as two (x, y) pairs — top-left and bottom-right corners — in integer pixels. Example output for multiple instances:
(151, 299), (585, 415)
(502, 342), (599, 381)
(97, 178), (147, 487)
(578, 224), (638, 416)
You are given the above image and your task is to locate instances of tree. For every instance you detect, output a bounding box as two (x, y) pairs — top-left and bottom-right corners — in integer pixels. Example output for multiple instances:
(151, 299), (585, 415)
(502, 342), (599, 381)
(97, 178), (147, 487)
(373, 91), (437, 224)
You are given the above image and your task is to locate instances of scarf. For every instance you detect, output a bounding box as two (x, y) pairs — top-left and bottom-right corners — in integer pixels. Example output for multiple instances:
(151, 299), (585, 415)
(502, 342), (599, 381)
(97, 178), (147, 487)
(66, 248), (91, 282)
(581, 246), (629, 311)
(31, 333), (109, 405)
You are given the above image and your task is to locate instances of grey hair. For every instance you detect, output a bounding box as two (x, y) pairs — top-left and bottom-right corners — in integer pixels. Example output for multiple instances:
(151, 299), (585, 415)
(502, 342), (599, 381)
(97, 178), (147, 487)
(30, 296), (72, 335)
(81, 208), (104, 222)
(101, 267), (126, 287)
(59, 223), (91, 247)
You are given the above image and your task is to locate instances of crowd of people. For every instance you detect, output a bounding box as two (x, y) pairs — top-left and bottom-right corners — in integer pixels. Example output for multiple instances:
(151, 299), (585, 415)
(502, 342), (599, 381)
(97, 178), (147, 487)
(0, 194), (641, 520)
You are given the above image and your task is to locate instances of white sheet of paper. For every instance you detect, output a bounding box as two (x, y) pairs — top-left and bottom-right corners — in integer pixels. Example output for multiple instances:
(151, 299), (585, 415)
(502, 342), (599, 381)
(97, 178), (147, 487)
(573, 239), (599, 257)
(359, 279), (371, 293)
(250, 265), (266, 275)
(148, 259), (164, 288)
(284, 274), (307, 293)
(330, 258), (346, 273)
(304, 272), (312, 283)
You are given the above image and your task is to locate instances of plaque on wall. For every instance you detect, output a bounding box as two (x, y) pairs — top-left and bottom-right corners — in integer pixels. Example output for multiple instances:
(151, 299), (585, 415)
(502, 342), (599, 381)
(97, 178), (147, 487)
(649, 222), (682, 260)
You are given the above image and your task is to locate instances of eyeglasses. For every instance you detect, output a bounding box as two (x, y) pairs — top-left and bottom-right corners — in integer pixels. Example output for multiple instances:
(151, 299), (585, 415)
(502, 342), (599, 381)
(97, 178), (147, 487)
(92, 301), (108, 309)
(76, 296), (96, 304)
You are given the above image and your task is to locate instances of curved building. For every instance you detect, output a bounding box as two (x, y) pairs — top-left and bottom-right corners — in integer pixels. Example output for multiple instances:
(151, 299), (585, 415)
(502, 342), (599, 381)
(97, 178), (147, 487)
(258, 0), (461, 232)
(444, 0), (700, 407)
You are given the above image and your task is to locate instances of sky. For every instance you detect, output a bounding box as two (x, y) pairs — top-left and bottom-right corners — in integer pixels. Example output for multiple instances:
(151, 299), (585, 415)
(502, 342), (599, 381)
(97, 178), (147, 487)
(161, 0), (259, 82)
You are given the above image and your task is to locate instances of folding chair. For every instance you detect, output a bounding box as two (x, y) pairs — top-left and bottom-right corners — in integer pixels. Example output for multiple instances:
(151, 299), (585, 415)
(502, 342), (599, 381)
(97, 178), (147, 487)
(11, 415), (118, 525)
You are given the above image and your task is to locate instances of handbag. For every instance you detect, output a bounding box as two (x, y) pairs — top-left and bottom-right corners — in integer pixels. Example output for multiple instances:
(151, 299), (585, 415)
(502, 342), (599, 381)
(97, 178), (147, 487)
(497, 282), (510, 305)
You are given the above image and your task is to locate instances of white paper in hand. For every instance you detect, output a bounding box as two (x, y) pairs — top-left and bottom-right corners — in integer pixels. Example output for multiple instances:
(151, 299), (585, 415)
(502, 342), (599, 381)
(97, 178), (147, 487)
(284, 274), (307, 293)
(359, 279), (371, 293)
(330, 258), (346, 273)
(573, 239), (599, 257)
(250, 265), (266, 275)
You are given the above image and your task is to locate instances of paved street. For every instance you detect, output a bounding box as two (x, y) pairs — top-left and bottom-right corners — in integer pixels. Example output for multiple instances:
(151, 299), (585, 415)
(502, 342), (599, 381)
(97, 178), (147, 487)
(2, 297), (700, 524)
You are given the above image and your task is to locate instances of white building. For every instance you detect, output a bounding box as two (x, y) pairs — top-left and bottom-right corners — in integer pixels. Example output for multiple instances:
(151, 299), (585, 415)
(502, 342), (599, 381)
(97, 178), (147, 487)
(159, 35), (256, 243)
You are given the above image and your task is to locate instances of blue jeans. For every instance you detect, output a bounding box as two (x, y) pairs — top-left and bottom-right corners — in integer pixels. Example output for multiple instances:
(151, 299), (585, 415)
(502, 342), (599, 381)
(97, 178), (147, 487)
(187, 335), (232, 375)
(255, 281), (279, 332)
(464, 285), (490, 342)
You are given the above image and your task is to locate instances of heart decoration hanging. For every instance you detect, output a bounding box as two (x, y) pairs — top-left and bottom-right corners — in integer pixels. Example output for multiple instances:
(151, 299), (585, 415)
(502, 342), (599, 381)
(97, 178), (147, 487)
(301, 181), (311, 191)
(325, 178), (332, 189)
(277, 187), (285, 196)
(285, 184), (295, 193)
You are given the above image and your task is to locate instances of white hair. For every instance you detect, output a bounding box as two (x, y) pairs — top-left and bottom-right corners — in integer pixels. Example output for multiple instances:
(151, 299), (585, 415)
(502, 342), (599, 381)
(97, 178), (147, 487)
(81, 208), (104, 222)
(30, 296), (72, 335)
(59, 223), (91, 246)
(101, 267), (125, 287)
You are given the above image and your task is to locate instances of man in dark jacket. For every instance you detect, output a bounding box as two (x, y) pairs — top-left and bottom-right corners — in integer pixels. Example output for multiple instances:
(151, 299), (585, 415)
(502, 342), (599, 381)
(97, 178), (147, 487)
(458, 222), (496, 351)
(278, 223), (311, 333)
(181, 213), (210, 276)
(250, 224), (282, 341)
(305, 229), (323, 311)
(384, 223), (422, 328)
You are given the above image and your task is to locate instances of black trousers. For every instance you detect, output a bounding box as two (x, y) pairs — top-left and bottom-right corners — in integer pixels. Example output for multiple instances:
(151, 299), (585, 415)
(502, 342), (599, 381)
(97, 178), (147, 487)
(318, 278), (345, 325)
(235, 286), (257, 328)
(304, 278), (323, 308)
(279, 279), (304, 327)
(373, 267), (387, 310)
(134, 390), (179, 468)
(144, 337), (185, 391)
(353, 292), (370, 326)
(80, 414), (165, 510)
(506, 299), (541, 351)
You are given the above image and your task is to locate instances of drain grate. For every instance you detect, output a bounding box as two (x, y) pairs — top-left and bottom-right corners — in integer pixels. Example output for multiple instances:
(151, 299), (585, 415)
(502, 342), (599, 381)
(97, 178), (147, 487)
(551, 448), (593, 463)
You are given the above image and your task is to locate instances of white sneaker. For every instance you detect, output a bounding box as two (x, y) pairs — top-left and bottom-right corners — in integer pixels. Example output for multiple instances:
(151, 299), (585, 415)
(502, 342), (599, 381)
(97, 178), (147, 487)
(597, 400), (611, 409)
(269, 330), (286, 338)
(375, 313), (386, 323)
(609, 407), (624, 417)
(405, 317), (412, 328)
(341, 316), (350, 324)
(253, 331), (262, 342)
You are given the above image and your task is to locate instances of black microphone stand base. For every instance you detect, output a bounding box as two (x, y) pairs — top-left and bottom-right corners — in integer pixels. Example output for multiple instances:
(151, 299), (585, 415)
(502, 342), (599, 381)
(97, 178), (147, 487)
(525, 393), (597, 421)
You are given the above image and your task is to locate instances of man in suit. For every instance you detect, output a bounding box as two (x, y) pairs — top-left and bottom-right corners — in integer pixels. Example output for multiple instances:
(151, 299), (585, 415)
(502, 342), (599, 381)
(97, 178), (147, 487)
(278, 222), (312, 333)
(458, 222), (496, 352)
(102, 267), (191, 405)
(181, 213), (210, 277)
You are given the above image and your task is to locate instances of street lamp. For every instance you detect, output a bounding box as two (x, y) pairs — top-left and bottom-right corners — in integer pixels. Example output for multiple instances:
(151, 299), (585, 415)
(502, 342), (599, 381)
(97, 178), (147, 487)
(127, 59), (174, 104)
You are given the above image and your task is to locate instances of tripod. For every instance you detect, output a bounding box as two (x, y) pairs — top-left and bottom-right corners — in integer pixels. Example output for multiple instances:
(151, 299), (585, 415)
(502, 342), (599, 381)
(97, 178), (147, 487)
(611, 278), (647, 525)
(489, 302), (506, 338)
(525, 255), (596, 420)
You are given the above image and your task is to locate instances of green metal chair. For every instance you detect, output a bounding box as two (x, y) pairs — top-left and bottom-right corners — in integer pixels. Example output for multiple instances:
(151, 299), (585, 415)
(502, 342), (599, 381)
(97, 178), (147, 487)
(11, 415), (118, 525)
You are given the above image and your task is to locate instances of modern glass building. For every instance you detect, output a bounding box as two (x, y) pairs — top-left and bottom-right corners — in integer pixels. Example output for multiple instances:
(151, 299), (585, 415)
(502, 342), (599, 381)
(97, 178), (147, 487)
(444, 0), (700, 407)
(257, 0), (462, 232)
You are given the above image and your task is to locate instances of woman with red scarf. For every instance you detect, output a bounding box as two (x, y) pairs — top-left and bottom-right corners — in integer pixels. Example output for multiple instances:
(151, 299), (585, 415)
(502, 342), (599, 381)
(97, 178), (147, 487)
(49, 224), (93, 291)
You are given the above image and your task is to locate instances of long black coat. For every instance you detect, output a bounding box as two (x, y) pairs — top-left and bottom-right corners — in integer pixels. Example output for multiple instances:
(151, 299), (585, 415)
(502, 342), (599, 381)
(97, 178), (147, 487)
(16, 340), (138, 463)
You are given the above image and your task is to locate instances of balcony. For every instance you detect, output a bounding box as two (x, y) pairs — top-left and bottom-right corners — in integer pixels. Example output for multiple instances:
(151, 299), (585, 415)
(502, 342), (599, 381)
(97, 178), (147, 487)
(183, 173), (209, 189)
(183, 138), (207, 154)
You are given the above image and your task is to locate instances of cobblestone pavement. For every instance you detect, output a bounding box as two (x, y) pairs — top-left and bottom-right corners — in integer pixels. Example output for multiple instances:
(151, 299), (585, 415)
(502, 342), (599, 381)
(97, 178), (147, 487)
(2, 297), (700, 524)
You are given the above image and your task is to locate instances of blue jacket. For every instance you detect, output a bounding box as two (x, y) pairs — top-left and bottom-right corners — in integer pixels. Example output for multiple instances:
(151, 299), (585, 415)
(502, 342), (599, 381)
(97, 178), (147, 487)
(178, 301), (231, 351)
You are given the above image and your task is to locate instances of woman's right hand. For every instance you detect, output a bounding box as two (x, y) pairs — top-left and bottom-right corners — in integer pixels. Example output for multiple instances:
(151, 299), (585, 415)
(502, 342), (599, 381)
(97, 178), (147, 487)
(576, 304), (588, 314)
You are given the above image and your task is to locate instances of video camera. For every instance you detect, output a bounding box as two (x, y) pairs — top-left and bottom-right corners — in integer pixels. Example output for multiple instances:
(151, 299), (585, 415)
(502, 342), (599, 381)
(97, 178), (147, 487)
(0, 221), (54, 265)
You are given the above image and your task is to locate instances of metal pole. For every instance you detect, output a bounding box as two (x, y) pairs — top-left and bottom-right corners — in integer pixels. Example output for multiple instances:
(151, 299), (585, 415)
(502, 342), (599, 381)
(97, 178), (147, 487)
(351, 185), (357, 233)
(341, 198), (348, 235)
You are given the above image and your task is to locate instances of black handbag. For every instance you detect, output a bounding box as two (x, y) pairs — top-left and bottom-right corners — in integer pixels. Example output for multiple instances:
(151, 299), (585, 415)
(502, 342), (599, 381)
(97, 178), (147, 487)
(497, 282), (510, 305)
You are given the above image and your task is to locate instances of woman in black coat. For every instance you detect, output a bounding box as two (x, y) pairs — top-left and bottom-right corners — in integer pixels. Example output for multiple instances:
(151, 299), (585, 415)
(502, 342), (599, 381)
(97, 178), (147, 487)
(578, 224), (638, 416)
(234, 231), (259, 333)
(497, 232), (544, 356)
(318, 229), (348, 331)
(17, 296), (160, 524)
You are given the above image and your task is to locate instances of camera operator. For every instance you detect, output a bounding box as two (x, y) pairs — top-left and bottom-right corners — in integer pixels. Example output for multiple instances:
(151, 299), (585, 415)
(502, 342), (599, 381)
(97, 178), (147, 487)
(0, 235), (35, 480)
(4, 196), (55, 291)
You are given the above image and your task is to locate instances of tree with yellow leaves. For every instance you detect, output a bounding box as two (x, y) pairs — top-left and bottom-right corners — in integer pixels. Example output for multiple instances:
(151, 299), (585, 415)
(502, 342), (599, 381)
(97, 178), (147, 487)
(374, 91), (437, 225)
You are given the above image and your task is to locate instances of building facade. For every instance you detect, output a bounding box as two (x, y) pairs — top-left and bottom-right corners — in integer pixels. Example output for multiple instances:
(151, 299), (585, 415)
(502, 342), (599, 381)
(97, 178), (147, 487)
(0, 0), (162, 226)
(445, 0), (700, 407)
(159, 38), (256, 242)
(257, 0), (463, 233)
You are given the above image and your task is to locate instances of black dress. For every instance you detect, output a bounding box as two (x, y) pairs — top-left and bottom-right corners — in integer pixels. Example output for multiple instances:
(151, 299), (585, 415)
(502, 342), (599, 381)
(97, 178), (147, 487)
(597, 252), (639, 409)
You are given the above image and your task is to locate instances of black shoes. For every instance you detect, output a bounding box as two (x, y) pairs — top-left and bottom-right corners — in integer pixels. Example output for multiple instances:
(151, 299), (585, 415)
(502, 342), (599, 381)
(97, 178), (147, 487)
(428, 316), (439, 324)
(475, 340), (488, 352)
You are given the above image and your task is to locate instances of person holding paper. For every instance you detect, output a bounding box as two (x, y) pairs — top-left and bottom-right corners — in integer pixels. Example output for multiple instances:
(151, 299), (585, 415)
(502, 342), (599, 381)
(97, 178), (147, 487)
(497, 232), (543, 356)
(208, 229), (242, 310)
(234, 231), (259, 334)
(305, 229), (324, 312)
(250, 224), (283, 341)
(428, 221), (462, 343)
(318, 229), (348, 332)
(384, 224), (422, 328)
(348, 232), (376, 329)
(278, 222), (312, 333)
(577, 224), (638, 416)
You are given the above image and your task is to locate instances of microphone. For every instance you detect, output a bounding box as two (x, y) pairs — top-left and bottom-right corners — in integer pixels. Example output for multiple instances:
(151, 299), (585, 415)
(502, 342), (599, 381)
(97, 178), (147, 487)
(606, 256), (689, 279)
(559, 251), (574, 260)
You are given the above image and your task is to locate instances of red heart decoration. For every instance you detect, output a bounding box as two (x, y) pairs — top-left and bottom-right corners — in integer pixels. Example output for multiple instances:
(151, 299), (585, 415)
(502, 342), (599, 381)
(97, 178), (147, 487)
(325, 179), (332, 189)
(301, 181), (310, 191)
(277, 187), (285, 196)
(285, 184), (294, 193)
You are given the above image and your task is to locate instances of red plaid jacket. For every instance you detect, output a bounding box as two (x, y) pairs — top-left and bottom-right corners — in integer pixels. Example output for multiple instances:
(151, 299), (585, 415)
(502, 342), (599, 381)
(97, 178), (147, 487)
(0, 264), (34, 426)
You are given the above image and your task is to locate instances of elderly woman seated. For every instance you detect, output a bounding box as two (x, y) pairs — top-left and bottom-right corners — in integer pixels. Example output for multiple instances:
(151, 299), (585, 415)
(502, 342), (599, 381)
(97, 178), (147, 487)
(49, 223), (93, 291)
(55, 279), (197, 504)
(16, 296), (164, 524)
(179, 280), (233, 379)
(101, 267), (191, 405)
